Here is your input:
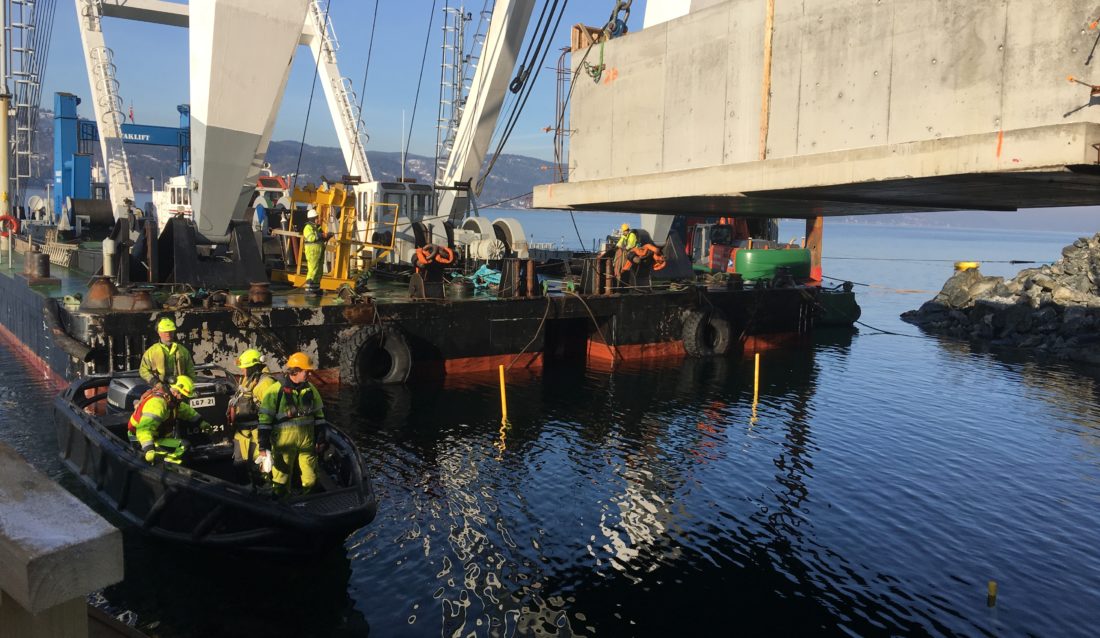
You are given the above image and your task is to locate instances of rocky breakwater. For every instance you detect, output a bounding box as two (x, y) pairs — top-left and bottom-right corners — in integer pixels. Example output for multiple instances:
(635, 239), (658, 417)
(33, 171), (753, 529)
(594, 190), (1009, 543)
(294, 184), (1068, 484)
(901, 234), (1100, 363)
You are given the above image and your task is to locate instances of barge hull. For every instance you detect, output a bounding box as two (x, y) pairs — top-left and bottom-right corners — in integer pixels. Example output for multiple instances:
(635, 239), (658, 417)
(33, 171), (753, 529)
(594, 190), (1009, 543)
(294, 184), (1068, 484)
(1, 264), (846, 386)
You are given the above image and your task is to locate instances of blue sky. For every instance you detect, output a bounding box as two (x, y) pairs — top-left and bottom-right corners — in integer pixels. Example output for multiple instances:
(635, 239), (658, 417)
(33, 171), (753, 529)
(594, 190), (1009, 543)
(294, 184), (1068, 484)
(43, 1), (647, 160)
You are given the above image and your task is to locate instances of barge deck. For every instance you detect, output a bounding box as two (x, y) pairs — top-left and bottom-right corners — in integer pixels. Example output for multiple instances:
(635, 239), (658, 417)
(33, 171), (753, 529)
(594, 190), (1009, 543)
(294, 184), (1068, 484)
(0, 252), (850, 387)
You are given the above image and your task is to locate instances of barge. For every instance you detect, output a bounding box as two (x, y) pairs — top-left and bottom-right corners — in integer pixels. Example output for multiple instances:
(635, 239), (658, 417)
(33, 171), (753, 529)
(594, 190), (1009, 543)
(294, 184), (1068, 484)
(0, 1), (860, 391)
(0, 229), (857, 389)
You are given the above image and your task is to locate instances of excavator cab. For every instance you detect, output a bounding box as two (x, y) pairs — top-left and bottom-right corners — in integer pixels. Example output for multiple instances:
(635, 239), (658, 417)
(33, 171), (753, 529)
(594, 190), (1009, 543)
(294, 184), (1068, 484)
(688, 223), (740, 273)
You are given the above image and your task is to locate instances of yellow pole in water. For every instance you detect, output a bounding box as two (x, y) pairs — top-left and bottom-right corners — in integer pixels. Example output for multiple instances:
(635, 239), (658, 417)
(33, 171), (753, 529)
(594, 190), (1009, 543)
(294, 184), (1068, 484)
(751, 353), (761, 424)
(753, 353), (760, 405)
(987, 580), (997, 607)
(498, 364), (508, 423)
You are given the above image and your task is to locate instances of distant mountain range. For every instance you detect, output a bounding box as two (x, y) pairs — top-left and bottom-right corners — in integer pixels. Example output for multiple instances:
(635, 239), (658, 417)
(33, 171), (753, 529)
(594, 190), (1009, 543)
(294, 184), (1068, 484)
(24, 111), (558, 209)
(125, 142), (553, 209)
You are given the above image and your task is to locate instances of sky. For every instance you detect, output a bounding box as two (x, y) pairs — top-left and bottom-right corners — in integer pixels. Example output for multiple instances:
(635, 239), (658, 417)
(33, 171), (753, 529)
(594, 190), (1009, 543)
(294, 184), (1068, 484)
(42, 0), (648, 160)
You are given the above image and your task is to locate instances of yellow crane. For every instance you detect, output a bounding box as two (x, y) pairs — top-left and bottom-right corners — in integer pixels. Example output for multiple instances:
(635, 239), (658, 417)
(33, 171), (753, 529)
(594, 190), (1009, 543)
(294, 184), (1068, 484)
(271, 181), (398, 291)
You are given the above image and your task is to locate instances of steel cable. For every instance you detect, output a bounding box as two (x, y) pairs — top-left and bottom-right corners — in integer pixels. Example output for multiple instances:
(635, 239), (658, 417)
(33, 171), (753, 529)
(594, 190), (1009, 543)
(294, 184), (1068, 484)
(292, 0), (334, 191)
(480, 0), (569, 192)
(354, 0), (381, 137)
(404, 0), (440, 175)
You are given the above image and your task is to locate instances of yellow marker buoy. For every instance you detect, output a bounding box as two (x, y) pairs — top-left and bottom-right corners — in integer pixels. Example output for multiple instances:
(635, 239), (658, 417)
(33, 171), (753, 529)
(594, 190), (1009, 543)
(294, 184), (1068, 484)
(751, 353), (761, 425)
(987, 580), (998, 607)
(498, 364), (508, 423)
(753, 353), (760, 405)
(955, 261), (981, 272)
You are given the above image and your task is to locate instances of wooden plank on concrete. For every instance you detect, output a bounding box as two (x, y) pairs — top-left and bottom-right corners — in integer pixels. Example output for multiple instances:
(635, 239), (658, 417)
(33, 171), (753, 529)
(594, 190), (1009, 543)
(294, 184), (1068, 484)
(0, 443), (123, 615)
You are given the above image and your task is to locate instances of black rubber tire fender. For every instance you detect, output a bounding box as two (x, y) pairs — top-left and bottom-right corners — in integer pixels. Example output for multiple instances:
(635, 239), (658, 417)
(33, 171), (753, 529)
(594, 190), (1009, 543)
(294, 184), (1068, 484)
(681, 310), (733, 357)
(340, 326), (413, 385)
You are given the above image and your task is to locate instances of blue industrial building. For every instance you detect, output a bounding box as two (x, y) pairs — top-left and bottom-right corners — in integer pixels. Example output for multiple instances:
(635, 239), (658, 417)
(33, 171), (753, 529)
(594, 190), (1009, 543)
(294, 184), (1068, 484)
(53, 92), (189, 221)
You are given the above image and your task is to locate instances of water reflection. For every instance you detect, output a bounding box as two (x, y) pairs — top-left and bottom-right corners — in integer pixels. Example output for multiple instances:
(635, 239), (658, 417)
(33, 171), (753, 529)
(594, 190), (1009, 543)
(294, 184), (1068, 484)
(105, 535), (369, 637)
(5, 313), (1100, 636)
(326, 342), (857, 635)
(929, 337), (1100, 462)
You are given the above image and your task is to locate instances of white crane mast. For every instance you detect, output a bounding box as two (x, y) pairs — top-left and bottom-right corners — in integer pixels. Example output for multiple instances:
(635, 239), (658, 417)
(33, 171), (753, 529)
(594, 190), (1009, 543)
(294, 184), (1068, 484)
(78, 0), (560, 248)
(189, 0), (311, 238)
(74, 0), (134, 219)
(435, 0), (535, 222)
(301, 0), (373, 183)
(78, 0), (372, 237)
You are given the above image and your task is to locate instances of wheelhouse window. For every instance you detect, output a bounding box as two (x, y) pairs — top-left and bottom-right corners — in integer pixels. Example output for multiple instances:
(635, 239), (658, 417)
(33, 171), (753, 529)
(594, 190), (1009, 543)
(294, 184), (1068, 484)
(384, 192), (408, 219)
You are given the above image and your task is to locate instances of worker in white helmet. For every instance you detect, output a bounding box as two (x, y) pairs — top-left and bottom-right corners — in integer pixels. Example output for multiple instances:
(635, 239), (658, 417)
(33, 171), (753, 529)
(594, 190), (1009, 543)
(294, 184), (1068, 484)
(302, 208), (328, 295)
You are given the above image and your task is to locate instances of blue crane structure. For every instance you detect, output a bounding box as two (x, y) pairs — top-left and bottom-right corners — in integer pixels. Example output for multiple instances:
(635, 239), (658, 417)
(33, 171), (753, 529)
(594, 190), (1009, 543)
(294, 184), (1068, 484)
(53, 92), (189, 222)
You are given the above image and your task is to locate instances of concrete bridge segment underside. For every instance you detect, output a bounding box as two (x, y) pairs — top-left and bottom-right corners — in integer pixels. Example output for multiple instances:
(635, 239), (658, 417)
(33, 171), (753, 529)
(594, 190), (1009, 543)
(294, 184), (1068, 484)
(532, 0), (1100, 219)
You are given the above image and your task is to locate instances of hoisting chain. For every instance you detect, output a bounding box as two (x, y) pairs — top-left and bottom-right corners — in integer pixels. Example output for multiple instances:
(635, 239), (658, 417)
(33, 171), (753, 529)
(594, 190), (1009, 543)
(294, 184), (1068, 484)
(582, 42), (606, 83)
(581, 0), (632, 83)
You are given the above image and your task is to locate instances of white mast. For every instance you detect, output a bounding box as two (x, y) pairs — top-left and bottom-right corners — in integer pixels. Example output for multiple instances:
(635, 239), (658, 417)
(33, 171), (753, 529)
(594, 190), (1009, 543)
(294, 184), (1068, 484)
(435, 0), (536, 221)
(300, 0), (373, 183)
(189, 0), (312, 238)
(0, 0), (10, 217)
(75, 0), (136, 220)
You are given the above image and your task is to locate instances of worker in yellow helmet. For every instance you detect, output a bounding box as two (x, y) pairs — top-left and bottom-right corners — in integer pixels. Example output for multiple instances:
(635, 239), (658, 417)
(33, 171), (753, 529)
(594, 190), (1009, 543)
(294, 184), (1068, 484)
(257, 351), (325, 496)
(228, 348), (278, 473)
(616, 222), (638, 250)
(128, 375), (212, 465)
(302, 208), (329, 296)
(139, 316), (196, 389)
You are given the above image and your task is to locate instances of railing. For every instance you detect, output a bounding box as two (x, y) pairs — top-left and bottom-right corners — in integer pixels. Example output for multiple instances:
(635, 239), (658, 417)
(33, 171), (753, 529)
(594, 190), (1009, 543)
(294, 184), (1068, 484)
(310, 0), (339, 63)
(88, 45), (133, 199)
(308, 0), (371, 181)
(331, 76), (370, 178)
(435, 6), (470, 182)
(435, 3), (494, 184)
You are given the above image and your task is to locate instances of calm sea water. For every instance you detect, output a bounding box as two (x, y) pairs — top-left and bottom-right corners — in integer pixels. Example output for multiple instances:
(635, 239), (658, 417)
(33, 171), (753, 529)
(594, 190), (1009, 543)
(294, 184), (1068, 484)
(3, 222), (1100, 636)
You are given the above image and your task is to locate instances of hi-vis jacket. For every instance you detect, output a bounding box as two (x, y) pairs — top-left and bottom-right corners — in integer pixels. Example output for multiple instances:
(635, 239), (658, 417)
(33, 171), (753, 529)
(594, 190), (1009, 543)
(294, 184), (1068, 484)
(257, 378), (325, 448)
(230, 368), (277, 424)
(128, 388), (203, 448)
(303, 222), (324, 245)
(139, 341), (196, 385)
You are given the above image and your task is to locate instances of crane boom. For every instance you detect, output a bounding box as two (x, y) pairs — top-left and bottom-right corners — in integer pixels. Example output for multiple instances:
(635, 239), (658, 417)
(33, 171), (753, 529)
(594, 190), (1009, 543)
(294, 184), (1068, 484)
(436, 0), (536, 221)
(80, 1), (365, 239)
(189, 0), (311, 239)
(301, 1), (373, 183)
(75, 0), (135, 219)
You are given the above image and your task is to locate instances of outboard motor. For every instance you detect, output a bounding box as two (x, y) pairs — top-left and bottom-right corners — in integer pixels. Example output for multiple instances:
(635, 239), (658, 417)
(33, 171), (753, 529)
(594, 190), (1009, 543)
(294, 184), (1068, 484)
(107, 377), (151, 414)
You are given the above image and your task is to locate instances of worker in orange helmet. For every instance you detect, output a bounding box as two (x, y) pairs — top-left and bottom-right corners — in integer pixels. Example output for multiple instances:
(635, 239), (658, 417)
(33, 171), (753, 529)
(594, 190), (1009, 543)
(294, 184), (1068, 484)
(257, 351), (325, 496)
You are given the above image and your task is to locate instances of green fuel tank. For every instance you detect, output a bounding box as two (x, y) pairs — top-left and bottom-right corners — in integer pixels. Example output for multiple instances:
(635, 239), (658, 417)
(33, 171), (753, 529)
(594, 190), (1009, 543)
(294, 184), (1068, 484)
(733, 248), (811, 281)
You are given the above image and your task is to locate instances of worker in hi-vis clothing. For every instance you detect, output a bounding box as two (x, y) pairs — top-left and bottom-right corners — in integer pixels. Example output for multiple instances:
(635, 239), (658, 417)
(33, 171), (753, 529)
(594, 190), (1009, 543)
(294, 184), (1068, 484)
(257, 351), (326, 496)
(302, 208), (329, 295)
(616, 223), (638, 250)
(228, 348), (277, 471)
(139, 316), (196, 389)
(128, 375), (212, 464)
